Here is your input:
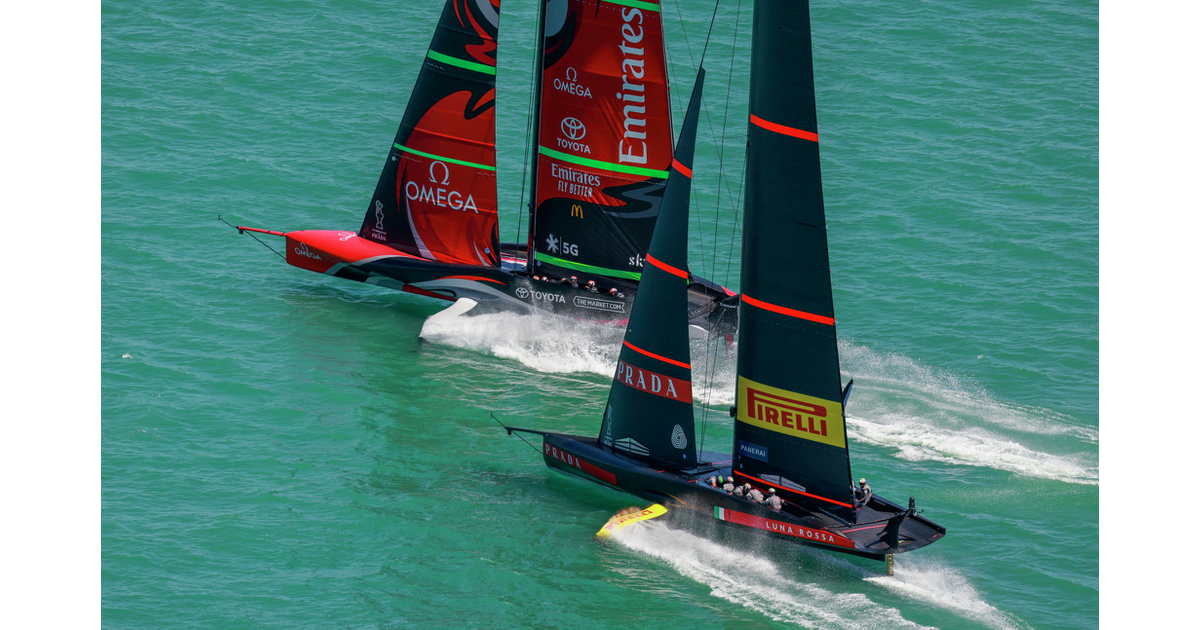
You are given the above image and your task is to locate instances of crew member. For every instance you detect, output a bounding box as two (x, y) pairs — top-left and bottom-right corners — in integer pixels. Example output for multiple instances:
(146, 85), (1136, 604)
(722, 477), (736, 493)
(853, 478), (872, 509)
(570, 276), (579, 289)
(587, 280), (599, 293)
(765, 488), (782, 511)
(733, 483), (745, 497)
(745, 484), (764, 503)
(707, 475), (719, 488)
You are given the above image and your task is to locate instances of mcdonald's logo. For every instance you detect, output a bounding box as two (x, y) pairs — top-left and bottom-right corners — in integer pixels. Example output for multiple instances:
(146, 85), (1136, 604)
(571, 204), (584, 218)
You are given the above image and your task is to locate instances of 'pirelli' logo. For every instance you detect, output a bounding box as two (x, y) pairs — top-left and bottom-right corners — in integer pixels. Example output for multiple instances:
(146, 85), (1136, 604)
(736, 376), (845, 448)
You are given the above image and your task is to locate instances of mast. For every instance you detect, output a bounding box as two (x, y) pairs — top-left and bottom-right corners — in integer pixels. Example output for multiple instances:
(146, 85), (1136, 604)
(732, 0), (854, 514)
(525, 0), (675, 287)
(599, 69), (706, 470)
(360, 0), (502, 267)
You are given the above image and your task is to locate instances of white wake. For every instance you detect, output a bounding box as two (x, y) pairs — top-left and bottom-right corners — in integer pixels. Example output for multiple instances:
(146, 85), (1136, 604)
(610, 521), (933, 629)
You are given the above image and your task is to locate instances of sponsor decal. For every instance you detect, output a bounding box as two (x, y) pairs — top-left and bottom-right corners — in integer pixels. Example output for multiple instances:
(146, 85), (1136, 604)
(573, 296), (626, 313)
(553, 67), (593, 99)
(614, 359), (692, 403)
(714, 507), (855, 549)
(403, 161), (480, 214)
(374, 199), (386, 232)
(617, 7), (649, 165)
(671, 424), (687, 450)
(293, 243), (322, 260)
(544, 442), (617, 485)
(558, 117), (592, 154)
(552, 163), (599, 200)
(544, 233), (580, 257)
(516, 286), (565, 303)
(738, 440), (769, 463)
(571, 204), (584, 218)
(737, 376), (846, 448)
(628, 252), (645, 268)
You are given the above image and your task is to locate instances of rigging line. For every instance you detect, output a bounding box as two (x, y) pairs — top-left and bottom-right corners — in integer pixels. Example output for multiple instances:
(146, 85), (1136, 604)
(711, 0), (743, 284)
(219, 215), (285, 261)
(515, 4), (540, 249)
(671, 0), (696, 69)
(492, 413), (541, 453)
(698, 0), (722, 68)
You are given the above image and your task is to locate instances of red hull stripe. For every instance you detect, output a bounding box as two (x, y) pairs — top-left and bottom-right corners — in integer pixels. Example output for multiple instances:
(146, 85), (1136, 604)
(750, 114), (819, 142)
(623, 340), (690, 370)
(740, 472), (854, 508)
(402, 284), (456, 301)
(742, 294), (836, 326)
(671, 159), (693, 179)
(646, 254), (688, 279)
(715, 506), (855, 548)
(544, 443), (618, 485)
(441, 275), (506, 286)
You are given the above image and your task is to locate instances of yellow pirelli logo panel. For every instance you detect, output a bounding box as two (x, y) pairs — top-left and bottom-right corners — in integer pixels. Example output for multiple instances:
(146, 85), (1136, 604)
(737, 376), (845, 448)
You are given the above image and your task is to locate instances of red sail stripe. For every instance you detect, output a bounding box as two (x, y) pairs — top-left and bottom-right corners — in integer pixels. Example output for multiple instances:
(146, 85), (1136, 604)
(623, 340), (690, 370)
(646, 254), (688, 279)
(739, 472), (854, 508)
(750, 114), (819, 142)
(671, 159), (693, 179)
(742, 294), (835, 325)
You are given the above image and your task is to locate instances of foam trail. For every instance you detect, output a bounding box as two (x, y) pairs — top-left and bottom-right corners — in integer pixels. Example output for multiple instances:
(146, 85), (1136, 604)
(610, 521), (932, 630)
(838, 341), (1098, 485)
(863, 556), (1029, 630)
(419, 307), (740, 407)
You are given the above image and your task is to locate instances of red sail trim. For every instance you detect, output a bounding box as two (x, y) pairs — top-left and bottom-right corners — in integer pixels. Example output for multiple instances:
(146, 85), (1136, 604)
(623, 340), (690, 369)
(671, 159), (692, 179)
(738, 472), (854, 508)
(646, 254), (688, 279)
(742, 294), (835, 325)
(441, 275), (506, 285)
(750, 114), (819, 142)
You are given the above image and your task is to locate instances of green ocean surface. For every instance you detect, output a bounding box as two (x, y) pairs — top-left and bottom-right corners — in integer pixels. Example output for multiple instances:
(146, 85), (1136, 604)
(102, 0), (1098, 628)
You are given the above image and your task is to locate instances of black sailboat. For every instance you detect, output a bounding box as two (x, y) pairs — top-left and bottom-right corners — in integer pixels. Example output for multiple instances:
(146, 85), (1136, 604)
(506, 0), (945, 564)
(231, 0), (738, 335)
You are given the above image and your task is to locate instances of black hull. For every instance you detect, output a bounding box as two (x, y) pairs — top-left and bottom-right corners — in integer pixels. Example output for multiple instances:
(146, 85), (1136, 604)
(538, 432), (945, 561)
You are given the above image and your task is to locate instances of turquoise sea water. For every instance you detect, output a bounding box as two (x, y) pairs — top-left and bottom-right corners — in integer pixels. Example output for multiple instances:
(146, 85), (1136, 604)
(101, 0), (1098, 628)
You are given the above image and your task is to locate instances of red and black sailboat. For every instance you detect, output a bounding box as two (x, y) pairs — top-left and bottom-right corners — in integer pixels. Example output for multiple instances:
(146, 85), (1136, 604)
(234, 0), (738, 334)
(505, 0), (945, 565)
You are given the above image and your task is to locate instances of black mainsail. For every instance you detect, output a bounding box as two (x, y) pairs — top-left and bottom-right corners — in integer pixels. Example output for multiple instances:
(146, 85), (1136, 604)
(732, 0), (853, 513)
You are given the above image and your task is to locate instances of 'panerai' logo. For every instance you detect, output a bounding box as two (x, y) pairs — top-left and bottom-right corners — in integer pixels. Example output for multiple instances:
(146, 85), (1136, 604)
(736, 376), (845, 448)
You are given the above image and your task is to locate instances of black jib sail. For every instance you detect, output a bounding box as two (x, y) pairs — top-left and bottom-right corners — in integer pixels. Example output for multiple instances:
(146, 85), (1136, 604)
(732, 0), (852, 513)
(598, 69), (706, 470)
(359, 0), (501, 267)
